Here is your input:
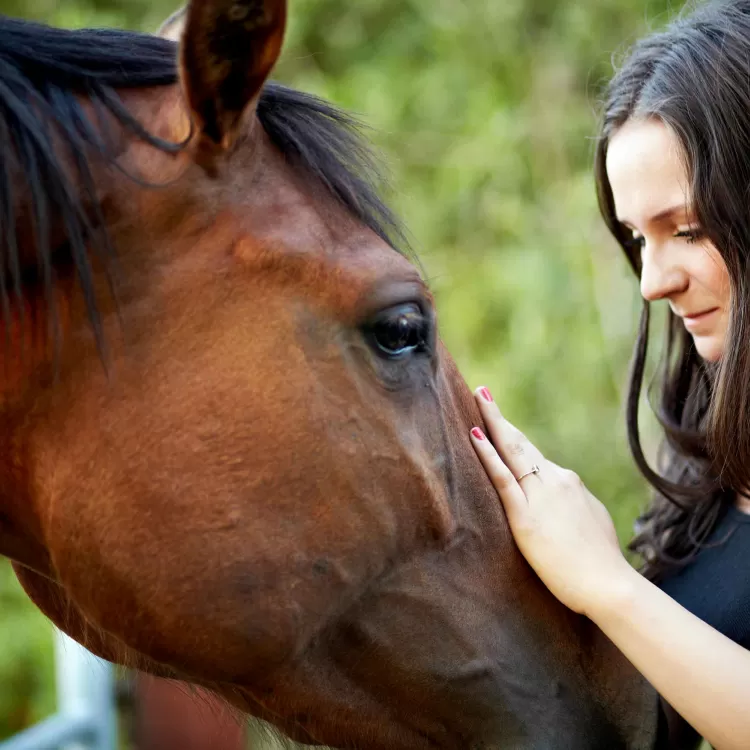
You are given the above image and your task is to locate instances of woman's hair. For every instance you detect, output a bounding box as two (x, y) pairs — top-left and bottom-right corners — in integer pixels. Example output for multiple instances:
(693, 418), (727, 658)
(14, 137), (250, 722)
(594, 0), (750, 581)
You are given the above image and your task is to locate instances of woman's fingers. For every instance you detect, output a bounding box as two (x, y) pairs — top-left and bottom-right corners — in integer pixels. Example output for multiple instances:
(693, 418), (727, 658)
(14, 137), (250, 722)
(473, 386), (545, 480)
(469, 426), (528, 524)
(469, 386), (628, 616)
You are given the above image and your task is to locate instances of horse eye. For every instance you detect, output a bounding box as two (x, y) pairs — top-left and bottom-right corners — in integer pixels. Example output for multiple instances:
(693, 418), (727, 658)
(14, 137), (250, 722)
(367, 304), (430, 358)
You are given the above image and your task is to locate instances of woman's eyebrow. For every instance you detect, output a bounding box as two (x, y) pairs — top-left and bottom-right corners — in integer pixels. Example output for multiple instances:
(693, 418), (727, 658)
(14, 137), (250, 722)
(618, 203), (693, 229)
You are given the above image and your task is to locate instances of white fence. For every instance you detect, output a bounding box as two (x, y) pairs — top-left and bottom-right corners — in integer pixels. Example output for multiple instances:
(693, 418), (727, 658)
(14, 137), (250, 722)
(0, 631), (117, 750)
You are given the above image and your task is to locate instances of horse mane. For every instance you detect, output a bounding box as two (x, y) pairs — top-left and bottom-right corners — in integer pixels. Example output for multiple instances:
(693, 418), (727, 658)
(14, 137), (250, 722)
(0, 15), (406, 349)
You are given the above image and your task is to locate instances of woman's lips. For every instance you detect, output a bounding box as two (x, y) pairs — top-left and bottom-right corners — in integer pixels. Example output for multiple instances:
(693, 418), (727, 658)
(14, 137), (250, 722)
(682, 307), (719, 330)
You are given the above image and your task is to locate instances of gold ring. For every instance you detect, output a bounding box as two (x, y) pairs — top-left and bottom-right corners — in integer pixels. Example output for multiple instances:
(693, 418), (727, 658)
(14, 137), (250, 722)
(515, 464), (540, 482)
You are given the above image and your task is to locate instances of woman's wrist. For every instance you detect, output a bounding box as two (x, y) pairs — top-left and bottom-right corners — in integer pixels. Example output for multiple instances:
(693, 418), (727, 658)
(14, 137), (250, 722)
(582, 558), (643, 625)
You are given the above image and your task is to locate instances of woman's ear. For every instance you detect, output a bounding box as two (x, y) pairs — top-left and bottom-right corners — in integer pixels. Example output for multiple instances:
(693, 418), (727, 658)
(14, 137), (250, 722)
(179, 0), (287, 149)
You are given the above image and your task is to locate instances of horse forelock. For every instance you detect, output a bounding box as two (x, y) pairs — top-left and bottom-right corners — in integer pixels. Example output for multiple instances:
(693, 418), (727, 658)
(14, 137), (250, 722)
(0, 15), (410, 371)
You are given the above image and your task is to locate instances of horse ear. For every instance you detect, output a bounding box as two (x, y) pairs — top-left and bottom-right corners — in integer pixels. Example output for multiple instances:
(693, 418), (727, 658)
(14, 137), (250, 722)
(156, 6), (187, 41)
(180, 0), (287, 149)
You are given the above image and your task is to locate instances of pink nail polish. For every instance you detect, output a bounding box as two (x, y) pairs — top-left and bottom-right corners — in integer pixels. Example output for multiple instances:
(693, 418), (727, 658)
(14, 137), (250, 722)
(471, 427), (486, 441)
(479, 387), (493, 403)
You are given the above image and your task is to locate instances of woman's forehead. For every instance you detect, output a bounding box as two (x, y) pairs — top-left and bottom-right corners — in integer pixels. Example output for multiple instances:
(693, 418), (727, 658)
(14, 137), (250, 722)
(606, 118), (692, 229)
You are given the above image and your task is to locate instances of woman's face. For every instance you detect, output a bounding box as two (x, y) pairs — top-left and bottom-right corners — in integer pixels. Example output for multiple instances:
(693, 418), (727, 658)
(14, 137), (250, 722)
(606, 118), (731, 362)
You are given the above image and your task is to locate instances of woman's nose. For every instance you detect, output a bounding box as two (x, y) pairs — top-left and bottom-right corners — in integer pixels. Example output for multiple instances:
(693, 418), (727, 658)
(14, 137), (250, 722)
(639, 242), (688, 302)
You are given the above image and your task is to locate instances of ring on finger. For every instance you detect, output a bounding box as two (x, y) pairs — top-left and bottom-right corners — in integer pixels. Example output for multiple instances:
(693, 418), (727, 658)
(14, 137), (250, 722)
(515, 464), (540, 482)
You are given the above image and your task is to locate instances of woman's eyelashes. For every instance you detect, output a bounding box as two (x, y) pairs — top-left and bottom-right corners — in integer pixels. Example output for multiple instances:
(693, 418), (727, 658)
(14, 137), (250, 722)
(623, 225), (705, 252)
(673, 227), (705, 244)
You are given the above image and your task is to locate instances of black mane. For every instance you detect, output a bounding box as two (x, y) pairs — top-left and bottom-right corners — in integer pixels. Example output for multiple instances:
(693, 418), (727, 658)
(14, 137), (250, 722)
(0, 16), (406, 349)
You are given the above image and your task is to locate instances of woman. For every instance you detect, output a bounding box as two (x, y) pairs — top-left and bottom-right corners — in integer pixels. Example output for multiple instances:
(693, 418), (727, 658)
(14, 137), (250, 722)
(470, 2), (750, 748)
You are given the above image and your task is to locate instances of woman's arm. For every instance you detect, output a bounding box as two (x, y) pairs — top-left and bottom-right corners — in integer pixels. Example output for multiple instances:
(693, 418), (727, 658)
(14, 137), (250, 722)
(469, 386), (750, 750)
(594, 564), (750, 750)
(657, 700), (703, 750)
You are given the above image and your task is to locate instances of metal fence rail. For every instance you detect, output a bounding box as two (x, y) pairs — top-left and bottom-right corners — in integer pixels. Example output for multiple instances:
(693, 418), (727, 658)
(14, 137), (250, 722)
(0, 630), (117, 750)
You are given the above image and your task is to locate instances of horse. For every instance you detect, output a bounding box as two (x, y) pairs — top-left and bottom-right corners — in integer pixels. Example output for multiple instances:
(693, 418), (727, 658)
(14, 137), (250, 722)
(0, 1), (659, 747)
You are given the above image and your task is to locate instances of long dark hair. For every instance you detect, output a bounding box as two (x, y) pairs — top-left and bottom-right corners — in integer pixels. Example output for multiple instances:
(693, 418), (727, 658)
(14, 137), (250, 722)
(594, 0), (750, 581)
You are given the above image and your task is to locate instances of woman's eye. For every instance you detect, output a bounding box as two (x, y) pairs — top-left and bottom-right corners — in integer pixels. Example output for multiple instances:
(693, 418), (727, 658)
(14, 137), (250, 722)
(367, 304), (430, 358)
(674, 228), (704, 244)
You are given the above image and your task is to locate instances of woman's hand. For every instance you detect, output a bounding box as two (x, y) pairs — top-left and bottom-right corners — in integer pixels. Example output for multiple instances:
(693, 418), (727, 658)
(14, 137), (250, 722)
(470, 386), (631, 617)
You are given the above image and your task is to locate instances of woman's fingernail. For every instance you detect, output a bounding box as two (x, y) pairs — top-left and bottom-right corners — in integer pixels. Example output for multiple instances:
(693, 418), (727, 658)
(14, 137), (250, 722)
(479, 387), (493, 403)
(471, 427), (486, 441)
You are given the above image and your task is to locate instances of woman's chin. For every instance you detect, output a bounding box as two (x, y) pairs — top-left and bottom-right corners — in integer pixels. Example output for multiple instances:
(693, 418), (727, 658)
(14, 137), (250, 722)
(692, 334), (723, 363)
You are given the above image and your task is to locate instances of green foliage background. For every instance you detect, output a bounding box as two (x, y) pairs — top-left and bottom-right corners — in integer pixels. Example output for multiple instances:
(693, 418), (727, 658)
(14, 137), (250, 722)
(0, 0), (685, 738)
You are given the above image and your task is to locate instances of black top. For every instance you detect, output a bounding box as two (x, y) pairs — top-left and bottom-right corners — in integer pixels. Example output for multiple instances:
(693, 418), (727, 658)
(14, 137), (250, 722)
(654, 505), (750, 749)
(659, 505), (750, 649)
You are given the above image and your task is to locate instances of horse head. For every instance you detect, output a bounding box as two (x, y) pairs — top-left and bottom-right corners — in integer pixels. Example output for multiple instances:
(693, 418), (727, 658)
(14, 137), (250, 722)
(0, 2), (657, 747)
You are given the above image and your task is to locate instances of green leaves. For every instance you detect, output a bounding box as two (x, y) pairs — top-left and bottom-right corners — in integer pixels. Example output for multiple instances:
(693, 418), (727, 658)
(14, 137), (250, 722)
(0, 563), (54, 739)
